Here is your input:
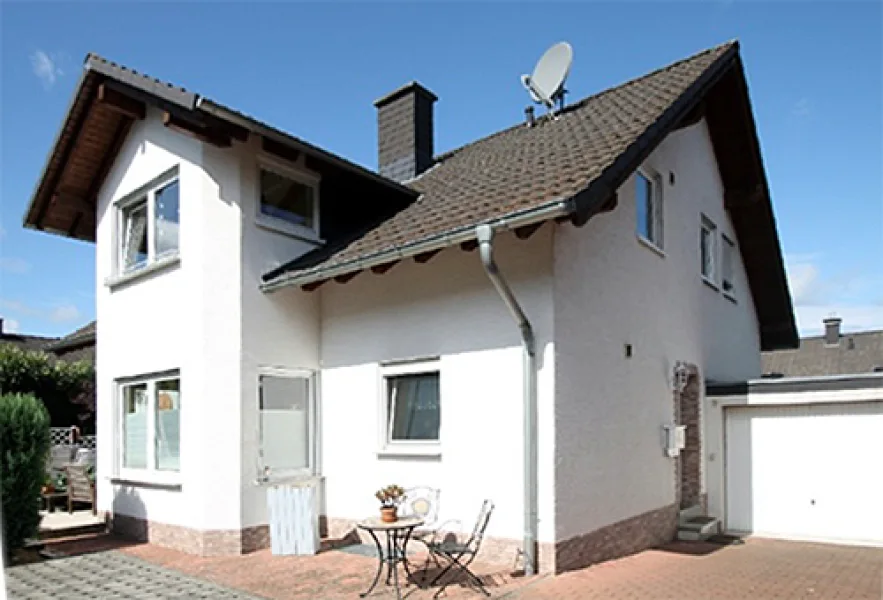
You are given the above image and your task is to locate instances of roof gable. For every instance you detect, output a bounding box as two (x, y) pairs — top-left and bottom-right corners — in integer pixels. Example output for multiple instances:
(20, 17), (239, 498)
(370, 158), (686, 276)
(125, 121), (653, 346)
(263, 41), (797, 350)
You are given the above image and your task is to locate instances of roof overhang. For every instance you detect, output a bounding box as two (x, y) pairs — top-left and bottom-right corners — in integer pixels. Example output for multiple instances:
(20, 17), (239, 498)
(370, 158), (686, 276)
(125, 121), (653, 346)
(23, 54), (417, 242)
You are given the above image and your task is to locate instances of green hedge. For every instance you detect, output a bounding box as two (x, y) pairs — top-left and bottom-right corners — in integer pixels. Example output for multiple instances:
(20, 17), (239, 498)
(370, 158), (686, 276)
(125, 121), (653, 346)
(0, 345), (94, 434)
(0, 393), (51, 551)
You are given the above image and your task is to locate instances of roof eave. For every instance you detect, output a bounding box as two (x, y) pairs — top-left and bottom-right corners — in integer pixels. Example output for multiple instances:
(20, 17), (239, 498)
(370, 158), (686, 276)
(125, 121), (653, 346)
(261, 197), (575, 292)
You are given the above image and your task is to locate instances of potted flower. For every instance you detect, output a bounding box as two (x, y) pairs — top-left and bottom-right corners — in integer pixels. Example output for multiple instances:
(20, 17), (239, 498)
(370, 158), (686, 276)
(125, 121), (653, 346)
(375, 484), (405, 523)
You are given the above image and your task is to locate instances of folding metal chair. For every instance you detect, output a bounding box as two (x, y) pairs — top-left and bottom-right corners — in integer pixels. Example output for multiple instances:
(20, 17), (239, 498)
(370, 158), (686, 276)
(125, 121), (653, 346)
(425, 499), (494, 597)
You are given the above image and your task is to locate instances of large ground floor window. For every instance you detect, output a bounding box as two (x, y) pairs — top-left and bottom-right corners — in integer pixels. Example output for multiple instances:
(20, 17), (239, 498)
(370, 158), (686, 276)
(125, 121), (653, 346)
(118, 370), (180, 478)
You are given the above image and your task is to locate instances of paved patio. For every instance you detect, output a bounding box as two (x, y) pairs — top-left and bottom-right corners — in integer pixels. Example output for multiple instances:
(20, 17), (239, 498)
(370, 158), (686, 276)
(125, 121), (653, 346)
(6, 535), (883, 599)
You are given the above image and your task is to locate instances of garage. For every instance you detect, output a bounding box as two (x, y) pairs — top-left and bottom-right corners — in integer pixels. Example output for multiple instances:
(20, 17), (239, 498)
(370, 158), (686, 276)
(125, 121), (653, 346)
(724, 400), (883, 546)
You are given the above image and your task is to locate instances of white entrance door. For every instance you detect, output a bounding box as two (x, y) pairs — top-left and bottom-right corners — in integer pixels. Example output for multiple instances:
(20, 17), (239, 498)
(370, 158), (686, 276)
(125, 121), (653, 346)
(725, 401), (883, 546)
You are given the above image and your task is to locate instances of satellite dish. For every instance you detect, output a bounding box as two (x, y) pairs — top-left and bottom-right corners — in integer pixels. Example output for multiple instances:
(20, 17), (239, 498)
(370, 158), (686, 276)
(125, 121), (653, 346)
(521, 42), (573, 118)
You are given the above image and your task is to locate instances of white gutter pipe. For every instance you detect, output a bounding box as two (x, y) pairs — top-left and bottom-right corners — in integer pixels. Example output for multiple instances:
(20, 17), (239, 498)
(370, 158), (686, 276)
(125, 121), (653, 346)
(261, 199), (572, 292)
(476, 223), (539, 576)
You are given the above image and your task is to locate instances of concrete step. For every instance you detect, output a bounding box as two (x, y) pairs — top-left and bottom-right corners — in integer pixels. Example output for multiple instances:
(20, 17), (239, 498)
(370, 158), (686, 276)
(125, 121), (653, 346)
(677, 516), (720, 542)
(678, 504), (704, 524)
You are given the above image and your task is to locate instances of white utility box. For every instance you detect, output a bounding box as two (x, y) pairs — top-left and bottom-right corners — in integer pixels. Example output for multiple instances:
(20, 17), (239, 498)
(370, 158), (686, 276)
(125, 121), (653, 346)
(266, 477), (321, 555)
(663, 424), (687, 458)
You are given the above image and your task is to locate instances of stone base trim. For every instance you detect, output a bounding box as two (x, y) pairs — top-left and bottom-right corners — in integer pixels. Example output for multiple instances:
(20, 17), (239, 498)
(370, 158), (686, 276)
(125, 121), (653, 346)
(554, 502), (679, 574)
(326, 517), (556, 574)
(112, 514), (270, 557)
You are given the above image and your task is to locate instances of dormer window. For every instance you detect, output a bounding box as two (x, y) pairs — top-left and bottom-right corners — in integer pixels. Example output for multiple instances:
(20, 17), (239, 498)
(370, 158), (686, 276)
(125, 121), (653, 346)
(257, 160), (320, 241)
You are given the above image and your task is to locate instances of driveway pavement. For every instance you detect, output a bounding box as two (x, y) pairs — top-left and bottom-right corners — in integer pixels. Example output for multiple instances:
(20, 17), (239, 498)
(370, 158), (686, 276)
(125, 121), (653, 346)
(6, 536), (883, 599)
(513, 538), (883, 600)
(6, 551), (259, 599)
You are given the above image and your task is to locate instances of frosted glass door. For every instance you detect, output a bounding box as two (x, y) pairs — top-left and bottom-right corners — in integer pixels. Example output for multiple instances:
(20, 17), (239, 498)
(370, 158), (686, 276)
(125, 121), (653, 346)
(260, 374), (312, 474)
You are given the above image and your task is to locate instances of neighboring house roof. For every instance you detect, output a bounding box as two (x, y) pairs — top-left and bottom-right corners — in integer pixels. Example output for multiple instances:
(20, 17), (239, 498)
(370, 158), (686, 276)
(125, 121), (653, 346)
(0, 319), (96, 364)
(22, 41), (797, 350)
(264, 41), (797, 350)
(45, 320), (96, 355)
(0, 331), (57, 352)
(762, 329), (883, 377)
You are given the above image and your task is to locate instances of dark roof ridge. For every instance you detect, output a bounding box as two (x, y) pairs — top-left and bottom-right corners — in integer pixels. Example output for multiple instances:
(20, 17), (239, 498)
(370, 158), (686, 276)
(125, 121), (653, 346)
(426, 39), (738, 169)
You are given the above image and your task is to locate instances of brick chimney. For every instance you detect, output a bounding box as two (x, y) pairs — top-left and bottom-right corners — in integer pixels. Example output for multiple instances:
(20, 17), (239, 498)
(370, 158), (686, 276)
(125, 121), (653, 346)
(374, 81), (437, 183)
(823, 317), (842, 346)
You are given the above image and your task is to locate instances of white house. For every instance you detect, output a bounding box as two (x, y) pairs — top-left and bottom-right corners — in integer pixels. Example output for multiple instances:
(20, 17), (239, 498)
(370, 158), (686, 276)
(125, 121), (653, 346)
(24, 41), (798, 573)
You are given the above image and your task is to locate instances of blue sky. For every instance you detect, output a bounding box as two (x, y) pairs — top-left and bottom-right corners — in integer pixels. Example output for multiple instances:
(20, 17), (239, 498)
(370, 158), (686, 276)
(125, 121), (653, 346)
(1, 2), (881, 337)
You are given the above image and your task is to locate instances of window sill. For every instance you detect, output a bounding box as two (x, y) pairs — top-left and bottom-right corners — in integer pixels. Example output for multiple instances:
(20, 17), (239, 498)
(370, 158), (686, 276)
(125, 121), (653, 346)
(255, 215), (325, 245)
(109, 476), (182, 491)
(636, 234), (665, 258)
(723, 290), (737, 304)
(377, 445), (442, 459)
(702, 276), (719, 291)
(106, 254), (180, 290)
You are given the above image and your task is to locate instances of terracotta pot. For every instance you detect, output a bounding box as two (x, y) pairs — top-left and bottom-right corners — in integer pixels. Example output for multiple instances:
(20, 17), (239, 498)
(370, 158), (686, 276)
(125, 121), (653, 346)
(380, 506), (398, 523)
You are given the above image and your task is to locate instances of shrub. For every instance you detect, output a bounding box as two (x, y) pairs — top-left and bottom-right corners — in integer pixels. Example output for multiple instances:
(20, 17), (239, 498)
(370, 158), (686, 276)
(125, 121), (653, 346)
(0, 345), (94, 433)
(0, 393), (51, 551)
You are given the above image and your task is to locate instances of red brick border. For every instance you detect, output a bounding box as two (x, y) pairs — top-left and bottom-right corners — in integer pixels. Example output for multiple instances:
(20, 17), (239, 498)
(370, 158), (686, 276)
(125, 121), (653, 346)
(553, 502), (679, 574)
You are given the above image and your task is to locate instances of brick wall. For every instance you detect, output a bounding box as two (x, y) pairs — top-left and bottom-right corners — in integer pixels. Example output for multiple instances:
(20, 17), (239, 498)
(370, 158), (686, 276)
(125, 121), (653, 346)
(678, 365), (702, 509)
(375, 83), (436, 182)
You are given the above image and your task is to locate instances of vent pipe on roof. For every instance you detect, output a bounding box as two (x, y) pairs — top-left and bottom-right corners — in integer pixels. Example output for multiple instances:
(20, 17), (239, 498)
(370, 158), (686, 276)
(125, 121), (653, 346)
(374, 81), (437, 182)
(476, 224), (538, 576)
(823, 317), (842, 346)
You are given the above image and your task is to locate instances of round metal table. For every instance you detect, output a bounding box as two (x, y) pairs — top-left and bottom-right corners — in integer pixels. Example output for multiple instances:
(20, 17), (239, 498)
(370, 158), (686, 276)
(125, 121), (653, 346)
(357, 515), (424, 599)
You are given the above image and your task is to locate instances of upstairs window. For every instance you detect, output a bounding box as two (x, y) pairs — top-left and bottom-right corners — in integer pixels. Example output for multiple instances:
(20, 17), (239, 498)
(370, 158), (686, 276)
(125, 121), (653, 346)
(117, 172), (180, 275)
(700, 216), (717, 283)
(258, 162), (320, 239)
(636, 169), (663, 249)
(722, 235), (736, 295)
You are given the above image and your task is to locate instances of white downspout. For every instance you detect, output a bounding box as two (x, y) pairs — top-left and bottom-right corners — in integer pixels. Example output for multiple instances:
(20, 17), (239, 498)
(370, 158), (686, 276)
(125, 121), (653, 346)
(475, 224), (538, 576)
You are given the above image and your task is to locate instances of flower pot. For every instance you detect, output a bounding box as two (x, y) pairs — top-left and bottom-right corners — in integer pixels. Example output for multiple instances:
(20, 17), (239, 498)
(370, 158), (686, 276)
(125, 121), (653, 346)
(380, 506), (398, 523)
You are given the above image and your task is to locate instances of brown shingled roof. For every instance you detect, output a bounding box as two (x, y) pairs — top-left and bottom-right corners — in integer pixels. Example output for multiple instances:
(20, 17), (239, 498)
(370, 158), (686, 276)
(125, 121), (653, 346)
(261, 41), (797, 350)
(270, 42), (735, 279)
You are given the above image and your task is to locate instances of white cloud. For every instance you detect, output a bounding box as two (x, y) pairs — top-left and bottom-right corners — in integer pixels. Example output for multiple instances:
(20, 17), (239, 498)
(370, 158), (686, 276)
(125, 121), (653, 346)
(0, 298), (40, 316)
(49, 304), (80, 323)
(31, 50), (63, 89)
(792, 97), (812, 118)
(0, 257), (31, 274)
(785, 253), (883, 335)
(2, 318), (20, 334)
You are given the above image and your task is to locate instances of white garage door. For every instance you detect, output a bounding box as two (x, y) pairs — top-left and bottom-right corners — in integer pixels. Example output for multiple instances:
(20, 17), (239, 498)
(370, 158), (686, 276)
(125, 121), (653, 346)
(725, 401), (883, 546)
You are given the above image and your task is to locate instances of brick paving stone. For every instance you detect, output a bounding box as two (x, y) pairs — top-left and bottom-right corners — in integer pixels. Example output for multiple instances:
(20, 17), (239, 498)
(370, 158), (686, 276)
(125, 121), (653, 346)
(7, 536), (882, 599)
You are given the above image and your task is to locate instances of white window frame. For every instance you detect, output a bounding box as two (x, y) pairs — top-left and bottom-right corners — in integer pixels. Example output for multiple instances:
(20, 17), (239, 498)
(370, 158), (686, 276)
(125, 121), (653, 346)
(700, 215), (718, 287)
(635, 167), (664, 252)
(114, 167), (180, 278)
(377, 359), (441, 458)
(115, 369), (181, 486)
(255, 156), (322, 243)
(257, 367), (317, 481)
(721, 234), (736, 299)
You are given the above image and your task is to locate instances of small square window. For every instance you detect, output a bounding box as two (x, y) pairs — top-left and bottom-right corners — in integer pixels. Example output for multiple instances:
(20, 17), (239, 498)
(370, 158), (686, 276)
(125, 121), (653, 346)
(387, 373), (440, 442)
(260, 168), (317, 231)
(636, 170), (663, 248)
(722, 235), (736, 294)
(380, 361), (441, 452)
(700, 217), (717, 283)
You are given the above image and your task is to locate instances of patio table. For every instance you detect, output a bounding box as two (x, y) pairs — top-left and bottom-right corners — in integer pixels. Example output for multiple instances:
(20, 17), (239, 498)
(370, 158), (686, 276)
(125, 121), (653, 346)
(357, 515), (424, 599)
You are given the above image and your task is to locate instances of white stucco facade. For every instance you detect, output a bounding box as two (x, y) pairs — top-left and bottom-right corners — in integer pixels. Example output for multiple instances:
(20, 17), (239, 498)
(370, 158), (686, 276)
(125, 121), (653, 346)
(94, 113), (764, 562)
(552, 119), (761, 543)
